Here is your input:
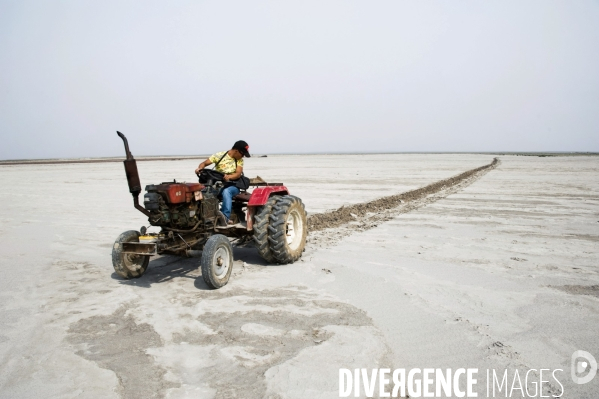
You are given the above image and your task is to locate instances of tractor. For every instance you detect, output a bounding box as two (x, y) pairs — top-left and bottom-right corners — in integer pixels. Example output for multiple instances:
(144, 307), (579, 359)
(112, 132), (307, 289)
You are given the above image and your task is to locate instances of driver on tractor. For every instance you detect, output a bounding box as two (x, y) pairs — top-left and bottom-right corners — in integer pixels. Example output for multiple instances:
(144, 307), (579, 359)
(195, 140), (251, 224)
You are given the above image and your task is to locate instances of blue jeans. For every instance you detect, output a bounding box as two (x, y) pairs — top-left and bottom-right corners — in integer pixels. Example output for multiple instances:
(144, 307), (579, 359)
(219, 185), (240, 221)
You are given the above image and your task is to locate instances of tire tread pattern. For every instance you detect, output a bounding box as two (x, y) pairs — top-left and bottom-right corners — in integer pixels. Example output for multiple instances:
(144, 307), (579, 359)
(253, 196), (280, 263)
(267, 195), (307, 264)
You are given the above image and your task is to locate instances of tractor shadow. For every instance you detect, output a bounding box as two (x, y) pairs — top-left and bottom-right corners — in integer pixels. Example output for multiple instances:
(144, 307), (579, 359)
(111, 255), (206, 289)
(111, 246), (276, 290)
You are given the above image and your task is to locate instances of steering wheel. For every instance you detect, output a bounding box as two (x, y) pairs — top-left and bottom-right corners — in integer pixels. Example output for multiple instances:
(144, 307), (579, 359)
(197, 169), (225, 185)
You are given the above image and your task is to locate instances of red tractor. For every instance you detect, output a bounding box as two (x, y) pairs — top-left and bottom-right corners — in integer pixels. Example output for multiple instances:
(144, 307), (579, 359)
(112, 132), (307, 289)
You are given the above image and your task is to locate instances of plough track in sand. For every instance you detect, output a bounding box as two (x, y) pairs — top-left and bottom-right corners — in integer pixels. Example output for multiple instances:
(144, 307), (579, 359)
(306, 158), (500, 247)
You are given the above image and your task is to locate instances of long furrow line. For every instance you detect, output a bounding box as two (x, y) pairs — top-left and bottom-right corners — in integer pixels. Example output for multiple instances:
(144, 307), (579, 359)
(306, 158), (500, 246)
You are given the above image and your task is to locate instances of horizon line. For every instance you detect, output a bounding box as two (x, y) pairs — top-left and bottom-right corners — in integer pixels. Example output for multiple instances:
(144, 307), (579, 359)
(1, 151), (598, 166)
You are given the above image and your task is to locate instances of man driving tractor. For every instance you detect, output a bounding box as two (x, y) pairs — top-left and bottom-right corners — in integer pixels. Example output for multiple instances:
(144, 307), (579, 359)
(195, 140), (251, 224)
(114, 131), (307, 287)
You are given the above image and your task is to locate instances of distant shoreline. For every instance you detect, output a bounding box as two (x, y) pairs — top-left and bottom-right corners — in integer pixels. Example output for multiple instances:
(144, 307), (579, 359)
(0, 156), (204, 166)
(0, 152), (597, 166)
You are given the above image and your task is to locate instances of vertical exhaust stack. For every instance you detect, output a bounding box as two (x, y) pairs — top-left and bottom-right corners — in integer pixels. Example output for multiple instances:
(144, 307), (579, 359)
(117, 131), (151, 217)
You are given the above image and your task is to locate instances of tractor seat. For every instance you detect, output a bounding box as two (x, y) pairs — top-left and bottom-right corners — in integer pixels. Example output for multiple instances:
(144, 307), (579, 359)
(233, 192), (251, 202)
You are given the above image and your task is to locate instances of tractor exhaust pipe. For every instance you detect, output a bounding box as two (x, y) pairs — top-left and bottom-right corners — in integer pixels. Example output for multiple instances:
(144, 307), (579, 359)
(117, 131), (151, 217)
(117, 131), (141, 194)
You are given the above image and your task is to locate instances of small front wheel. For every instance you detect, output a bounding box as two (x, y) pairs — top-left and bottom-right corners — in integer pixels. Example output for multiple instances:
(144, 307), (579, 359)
(201, 234), (233, 289)
(112, 230), (150, 279)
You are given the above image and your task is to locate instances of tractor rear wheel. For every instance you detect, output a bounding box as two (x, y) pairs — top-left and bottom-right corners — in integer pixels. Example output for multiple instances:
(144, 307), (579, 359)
(112, 230), (150, 279)
(253, 196), (280, 263)
(268, 195), (307, 264)
(201, 234), (233, 289)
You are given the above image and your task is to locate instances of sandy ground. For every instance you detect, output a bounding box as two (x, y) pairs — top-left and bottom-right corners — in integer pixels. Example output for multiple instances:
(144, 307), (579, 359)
(0, 154), (598, 398)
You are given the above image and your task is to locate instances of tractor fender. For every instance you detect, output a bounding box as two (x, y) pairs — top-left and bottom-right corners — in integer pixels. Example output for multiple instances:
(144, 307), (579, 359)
(247, 186), (289, 206)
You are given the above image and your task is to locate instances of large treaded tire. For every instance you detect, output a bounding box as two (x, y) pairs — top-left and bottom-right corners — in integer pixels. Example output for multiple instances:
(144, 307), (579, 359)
(268, 195), (307, 264)
(253, 196), (280, 263)
(201, 234), (233, 289)
(112, 230), (150, 279)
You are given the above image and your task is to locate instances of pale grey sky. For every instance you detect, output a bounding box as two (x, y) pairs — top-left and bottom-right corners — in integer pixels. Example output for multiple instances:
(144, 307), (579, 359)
(1, 1), (598, 159)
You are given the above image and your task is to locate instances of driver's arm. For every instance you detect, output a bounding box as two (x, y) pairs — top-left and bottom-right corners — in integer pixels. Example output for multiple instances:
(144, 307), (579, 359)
(195, 158), (212, 174)
(224, 165), (243, 181)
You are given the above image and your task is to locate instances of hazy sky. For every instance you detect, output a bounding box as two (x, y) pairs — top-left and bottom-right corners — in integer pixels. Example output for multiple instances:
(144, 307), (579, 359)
(1, 1), (598, 159)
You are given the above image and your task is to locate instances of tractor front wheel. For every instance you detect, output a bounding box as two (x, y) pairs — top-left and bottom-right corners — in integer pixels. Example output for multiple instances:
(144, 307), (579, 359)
(201, 234), (233, 289)
(268, 195), (307, 264)
(112, 230), (150, 279)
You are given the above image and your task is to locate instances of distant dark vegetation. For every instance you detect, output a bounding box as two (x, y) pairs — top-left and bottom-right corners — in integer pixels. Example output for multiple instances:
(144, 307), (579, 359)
(493, 152), (599, 157)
